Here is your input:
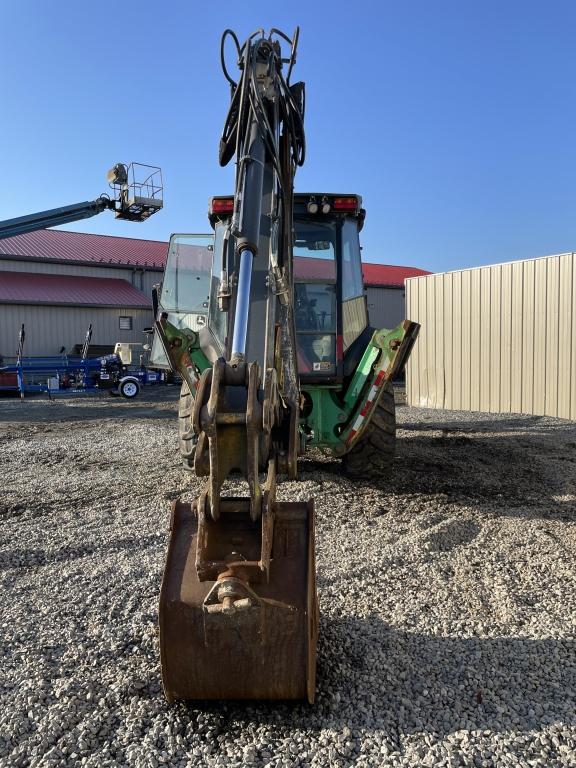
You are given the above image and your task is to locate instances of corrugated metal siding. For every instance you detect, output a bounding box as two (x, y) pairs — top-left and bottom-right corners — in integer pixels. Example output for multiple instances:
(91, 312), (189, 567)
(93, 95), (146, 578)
(0, 258), (134, 280)
(406, 252), (576, 420)
(0, 305), (153, 358)
(366, 286), (405, 329)
(141, 270), (162, 297)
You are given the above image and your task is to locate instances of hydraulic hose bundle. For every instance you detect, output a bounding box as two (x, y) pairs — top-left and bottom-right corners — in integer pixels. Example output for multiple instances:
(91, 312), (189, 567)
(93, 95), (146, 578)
(218, 27), (305, 184)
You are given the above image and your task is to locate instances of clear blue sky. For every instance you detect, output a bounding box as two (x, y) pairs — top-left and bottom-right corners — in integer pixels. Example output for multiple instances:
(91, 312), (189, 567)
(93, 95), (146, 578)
(1, 1), (575, 273)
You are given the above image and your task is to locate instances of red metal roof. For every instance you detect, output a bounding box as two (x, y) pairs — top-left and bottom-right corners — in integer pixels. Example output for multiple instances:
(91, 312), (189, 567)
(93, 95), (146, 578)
(362, 262), (431, 287)
(293, 256), (336, 281)
(0, 229), (430, 286)
(0, 271), (151, 307)
(0, 229), (167, 269)
(293, 256), (430, 286)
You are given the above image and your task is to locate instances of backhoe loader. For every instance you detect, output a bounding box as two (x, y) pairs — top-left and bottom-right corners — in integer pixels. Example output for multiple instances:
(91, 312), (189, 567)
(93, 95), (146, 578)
(152, 27), (419, 702)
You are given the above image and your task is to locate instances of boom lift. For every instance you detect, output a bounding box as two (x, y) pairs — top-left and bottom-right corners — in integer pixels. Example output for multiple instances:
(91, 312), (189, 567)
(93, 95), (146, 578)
(153, 28), (419, 702)
(0, 162), (163, 239)
(0, 163), (162, 394)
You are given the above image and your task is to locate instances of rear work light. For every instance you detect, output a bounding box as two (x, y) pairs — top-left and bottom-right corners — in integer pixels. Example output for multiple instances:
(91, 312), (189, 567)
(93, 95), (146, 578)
(210, 197), (234, 214)
(307, 197), (319, 214)
(333, 196), (359, 211)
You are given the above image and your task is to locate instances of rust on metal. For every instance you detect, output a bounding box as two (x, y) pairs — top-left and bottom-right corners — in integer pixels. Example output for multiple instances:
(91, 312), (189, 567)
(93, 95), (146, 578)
(159, 499), (317, 702)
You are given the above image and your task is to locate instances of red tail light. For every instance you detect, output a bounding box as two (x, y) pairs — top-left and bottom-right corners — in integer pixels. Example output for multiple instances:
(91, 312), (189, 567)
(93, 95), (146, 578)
(333, 196), (358, 211)
(210, 197), (234, 214)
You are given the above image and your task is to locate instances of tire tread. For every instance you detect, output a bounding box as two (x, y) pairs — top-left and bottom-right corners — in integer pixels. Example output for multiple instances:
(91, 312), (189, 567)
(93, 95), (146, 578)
(178, 380), (196, 468)
(342, 386), (396, 479)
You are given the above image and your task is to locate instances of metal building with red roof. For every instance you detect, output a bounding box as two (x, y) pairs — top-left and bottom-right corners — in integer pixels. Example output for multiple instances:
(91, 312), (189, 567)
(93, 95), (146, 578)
(361, 261), (431, 330)
(0, 228), (429, 357)
(0, 230), (164, 358)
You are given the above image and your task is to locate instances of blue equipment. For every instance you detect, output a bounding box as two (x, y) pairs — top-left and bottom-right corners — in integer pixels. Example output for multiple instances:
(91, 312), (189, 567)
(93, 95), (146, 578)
(0, 325), (163, 399)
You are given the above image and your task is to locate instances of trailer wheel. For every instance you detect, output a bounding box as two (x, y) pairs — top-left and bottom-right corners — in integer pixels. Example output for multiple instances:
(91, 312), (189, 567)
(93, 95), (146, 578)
(178, 379), (197, 471)
(119, 378), (140, 399)
(342, 385), (396, 479)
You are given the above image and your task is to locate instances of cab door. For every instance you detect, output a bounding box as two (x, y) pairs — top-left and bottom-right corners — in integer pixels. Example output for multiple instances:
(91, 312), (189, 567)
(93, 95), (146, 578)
(149, 233), (214, 368)
(293, 220), (338, 380)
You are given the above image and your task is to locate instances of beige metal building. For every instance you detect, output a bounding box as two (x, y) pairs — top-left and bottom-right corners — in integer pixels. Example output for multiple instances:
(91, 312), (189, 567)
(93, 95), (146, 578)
(406, 252), (576, 420)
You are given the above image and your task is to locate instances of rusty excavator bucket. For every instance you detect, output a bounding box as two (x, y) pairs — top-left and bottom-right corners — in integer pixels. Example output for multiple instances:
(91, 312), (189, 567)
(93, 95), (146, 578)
(158, 360), (318, 702)
(160, 497), (317, 701)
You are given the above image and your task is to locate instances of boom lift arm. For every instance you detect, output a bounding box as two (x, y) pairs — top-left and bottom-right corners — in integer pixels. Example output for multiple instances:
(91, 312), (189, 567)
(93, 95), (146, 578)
(0, 162), (163, 240)
(0, 198), (116, 239)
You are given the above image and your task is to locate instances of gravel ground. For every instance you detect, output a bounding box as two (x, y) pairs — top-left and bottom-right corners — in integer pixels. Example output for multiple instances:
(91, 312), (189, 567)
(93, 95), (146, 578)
(1, 387), (575, 768)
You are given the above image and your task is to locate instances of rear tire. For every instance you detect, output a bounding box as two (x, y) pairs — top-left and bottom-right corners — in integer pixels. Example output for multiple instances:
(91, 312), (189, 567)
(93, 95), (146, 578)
(342, 385), (396, 479)
(178, 380), (196, 471)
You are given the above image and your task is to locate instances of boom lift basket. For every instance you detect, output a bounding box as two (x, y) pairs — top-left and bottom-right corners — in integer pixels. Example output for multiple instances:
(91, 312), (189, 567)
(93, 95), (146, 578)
(108, 162), (163, 221)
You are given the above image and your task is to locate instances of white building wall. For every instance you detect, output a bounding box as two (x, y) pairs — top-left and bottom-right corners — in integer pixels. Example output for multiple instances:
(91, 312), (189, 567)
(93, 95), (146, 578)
(141, 270), (163, 297)
(406, 252), (576, 420)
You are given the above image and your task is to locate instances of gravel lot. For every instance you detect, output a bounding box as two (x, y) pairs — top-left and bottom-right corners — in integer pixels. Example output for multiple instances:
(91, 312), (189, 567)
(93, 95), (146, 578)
(1, 387), (575, 767)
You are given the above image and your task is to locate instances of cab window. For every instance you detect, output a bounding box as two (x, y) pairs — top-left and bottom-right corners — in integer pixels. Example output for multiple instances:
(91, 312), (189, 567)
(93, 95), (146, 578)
(341, 219), (367, 350)
(293, 221), (337, 376)
(341, 219), (364, 300)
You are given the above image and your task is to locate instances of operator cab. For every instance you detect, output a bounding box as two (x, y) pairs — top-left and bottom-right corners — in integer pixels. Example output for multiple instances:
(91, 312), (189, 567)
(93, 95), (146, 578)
(151, 193), (368, 383)
(291, 194), (367, 382)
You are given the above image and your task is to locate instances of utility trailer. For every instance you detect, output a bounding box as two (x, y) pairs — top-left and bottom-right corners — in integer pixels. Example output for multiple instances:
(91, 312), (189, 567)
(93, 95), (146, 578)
(0, 325), (164, 399)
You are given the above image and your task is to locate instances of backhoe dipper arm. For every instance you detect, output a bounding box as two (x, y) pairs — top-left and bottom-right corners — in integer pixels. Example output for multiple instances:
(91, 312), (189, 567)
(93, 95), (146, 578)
(219, 28), (304, 375)
(167, 28), (305, 538)
(158, 28), (318, 705)
(189, 28), (306, 520)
